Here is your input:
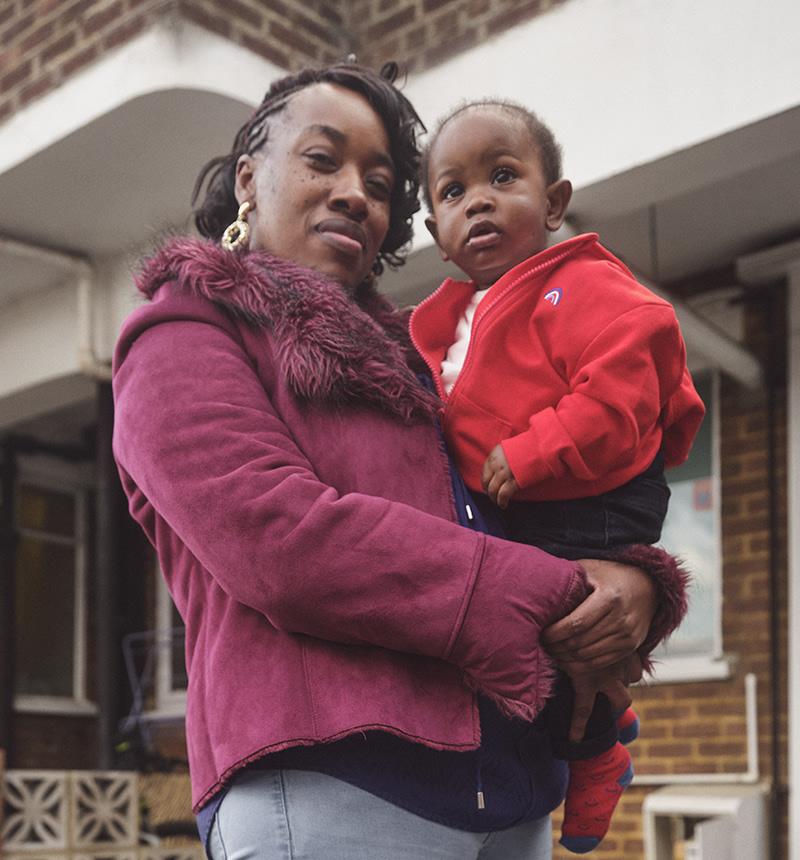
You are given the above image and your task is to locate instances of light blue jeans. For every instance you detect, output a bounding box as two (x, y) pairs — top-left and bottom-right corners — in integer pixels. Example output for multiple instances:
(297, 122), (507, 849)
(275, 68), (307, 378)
(207, 770), (553, 860)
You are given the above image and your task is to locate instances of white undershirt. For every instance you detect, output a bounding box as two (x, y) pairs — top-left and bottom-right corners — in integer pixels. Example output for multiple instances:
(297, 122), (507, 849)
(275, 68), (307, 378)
(441, 288), (490, 396)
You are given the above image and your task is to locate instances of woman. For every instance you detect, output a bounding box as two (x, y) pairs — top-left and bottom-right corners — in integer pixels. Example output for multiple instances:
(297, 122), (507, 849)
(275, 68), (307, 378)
(113, 62), (687, 860)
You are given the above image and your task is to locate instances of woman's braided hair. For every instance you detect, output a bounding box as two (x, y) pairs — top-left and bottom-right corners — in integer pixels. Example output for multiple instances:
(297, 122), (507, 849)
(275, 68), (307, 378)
(192, 61), (424, 275)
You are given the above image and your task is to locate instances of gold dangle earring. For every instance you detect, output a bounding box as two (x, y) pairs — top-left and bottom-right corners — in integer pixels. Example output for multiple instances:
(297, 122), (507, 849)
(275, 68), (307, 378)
(221, 201), (252, 251)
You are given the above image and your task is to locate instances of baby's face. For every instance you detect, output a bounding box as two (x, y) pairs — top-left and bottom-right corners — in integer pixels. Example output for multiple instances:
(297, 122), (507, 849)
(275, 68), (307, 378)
(426, 107), (556, 289)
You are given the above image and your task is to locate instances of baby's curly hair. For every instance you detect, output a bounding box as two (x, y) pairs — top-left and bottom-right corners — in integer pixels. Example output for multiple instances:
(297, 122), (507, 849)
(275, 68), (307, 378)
(421, 99), (563, 213)
(192, 61), (424, 275)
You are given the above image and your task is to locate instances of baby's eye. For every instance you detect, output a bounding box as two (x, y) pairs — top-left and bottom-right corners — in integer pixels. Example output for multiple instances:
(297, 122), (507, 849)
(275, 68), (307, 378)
(441, 183), (464, 201)
(492, 167), (515, 185)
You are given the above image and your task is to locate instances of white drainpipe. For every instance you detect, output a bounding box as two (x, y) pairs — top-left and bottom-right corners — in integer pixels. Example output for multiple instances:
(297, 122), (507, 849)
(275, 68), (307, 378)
(0, 236), (111, 380)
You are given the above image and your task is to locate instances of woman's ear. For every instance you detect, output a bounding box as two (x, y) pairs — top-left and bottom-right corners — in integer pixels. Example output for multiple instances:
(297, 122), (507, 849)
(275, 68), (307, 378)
(545, 179), (573, 232)
(425, 216), (451, 262)
(234, 154), (257, 203)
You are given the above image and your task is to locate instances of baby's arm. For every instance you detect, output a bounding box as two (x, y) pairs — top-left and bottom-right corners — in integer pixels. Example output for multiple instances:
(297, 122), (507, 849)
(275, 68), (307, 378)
(481, 444), (520, 508)
(503, 305), (697, 492)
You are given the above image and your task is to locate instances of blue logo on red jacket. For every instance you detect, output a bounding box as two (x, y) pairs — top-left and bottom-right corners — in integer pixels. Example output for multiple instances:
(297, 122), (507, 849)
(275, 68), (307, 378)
(544, 288), (562, 306)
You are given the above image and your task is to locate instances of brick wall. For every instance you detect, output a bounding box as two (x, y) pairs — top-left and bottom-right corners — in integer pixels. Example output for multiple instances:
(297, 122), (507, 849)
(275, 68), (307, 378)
(176, 0), (349, 69)
(0, 0), (560, 125)
(13, 713), (99, 769)
(2, 0), (151, 124)
(352, 0), (567, 73)
(0, 0), (347, 124)
(551, 289), (788, 859)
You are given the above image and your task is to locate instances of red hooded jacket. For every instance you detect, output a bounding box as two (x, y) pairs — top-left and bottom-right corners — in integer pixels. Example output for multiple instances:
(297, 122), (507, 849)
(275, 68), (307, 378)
(411, 234), (705, 500)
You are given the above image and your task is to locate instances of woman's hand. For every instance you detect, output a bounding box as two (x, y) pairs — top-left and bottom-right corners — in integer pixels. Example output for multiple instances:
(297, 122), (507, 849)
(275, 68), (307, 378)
(542, 557), (657, 670)
(563, 654), (642, 742)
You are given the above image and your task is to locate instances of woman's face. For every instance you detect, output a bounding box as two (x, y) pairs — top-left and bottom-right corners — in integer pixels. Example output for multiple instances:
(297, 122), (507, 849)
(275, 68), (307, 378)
(234, 83), (395, 293)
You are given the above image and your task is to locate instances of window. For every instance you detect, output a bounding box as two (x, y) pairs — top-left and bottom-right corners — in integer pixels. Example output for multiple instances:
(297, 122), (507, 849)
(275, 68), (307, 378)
(120, 565), (187, 729)
(651, 370), (729, 681)
(153, 572), (188, 715)
(14, 457), (94, 713)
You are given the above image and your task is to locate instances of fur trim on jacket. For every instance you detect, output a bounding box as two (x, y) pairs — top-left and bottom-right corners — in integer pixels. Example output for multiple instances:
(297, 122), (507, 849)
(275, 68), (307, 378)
(135, 238), (441, 424)
(607, 543), (692, 671)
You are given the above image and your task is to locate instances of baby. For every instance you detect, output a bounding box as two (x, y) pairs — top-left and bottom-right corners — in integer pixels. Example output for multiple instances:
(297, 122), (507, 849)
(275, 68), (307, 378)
(410, 99), (705, 853)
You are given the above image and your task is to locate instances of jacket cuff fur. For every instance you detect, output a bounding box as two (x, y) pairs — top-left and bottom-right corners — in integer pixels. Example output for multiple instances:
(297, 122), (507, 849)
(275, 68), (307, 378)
(603, 543), (691, 672)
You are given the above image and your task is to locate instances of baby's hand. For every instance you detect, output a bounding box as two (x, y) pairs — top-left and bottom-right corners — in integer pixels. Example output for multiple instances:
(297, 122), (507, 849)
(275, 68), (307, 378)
(481, 444), (520, 509)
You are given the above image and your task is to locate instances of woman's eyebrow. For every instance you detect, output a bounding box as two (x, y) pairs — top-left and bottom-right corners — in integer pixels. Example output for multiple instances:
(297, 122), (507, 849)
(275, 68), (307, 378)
(304, 124), (395, 172)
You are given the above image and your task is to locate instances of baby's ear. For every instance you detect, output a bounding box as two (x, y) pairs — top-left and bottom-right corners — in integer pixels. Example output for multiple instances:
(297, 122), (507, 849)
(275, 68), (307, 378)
(425, 216), (450, 262)
(545, 179), (573, 232)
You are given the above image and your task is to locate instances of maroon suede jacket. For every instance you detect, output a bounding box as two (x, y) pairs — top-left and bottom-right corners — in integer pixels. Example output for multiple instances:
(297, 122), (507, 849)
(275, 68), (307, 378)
(112, 239), (687, 812)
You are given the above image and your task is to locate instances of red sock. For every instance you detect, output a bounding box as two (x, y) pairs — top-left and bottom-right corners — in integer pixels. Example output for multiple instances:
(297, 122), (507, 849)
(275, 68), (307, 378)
(617, 707), (640, 744)
(559, 741), (634, 854)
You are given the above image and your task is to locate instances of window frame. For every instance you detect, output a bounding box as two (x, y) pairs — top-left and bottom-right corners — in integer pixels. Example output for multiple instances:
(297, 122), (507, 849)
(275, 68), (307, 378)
(647, 368), (733, 684)
(151, 572), (188, 718)
(13, 454), (96, 715)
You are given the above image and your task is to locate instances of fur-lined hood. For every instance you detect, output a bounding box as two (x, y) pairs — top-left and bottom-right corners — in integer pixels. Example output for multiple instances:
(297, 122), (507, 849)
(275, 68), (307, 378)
(135, 238), (440, 424)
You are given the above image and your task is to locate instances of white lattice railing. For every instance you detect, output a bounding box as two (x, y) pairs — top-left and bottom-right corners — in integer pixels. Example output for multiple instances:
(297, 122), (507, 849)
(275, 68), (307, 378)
(1, 770), (203, 860)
